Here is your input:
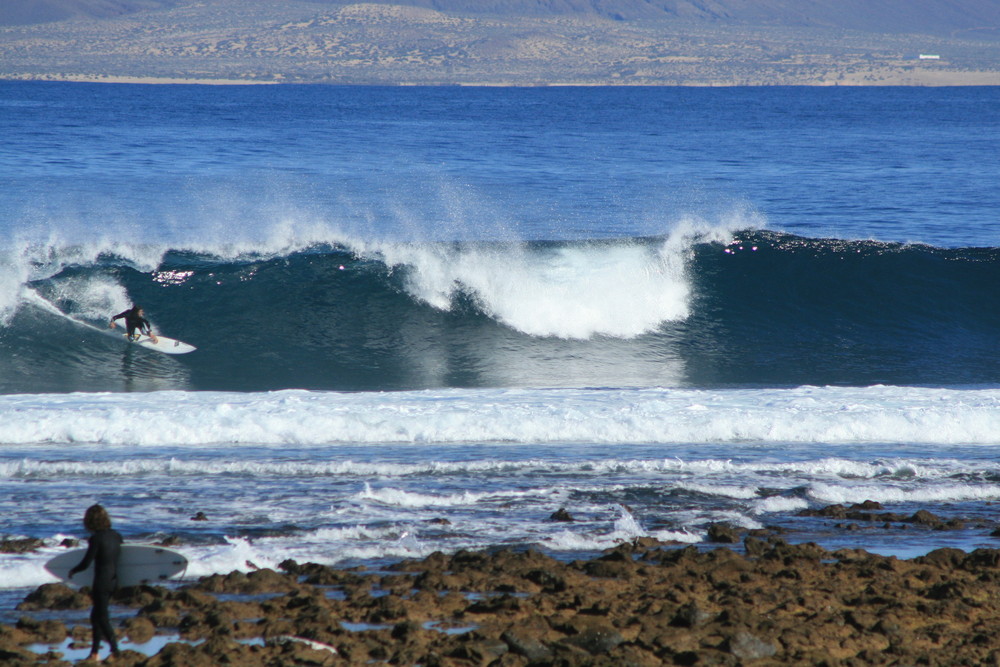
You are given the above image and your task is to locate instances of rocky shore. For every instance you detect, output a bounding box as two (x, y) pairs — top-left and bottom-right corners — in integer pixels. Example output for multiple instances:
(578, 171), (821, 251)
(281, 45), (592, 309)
(4, 518), (1000, 665)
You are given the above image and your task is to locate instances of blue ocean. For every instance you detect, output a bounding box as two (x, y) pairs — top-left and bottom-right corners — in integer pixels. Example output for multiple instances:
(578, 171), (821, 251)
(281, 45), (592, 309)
(1, 82), (999, 616)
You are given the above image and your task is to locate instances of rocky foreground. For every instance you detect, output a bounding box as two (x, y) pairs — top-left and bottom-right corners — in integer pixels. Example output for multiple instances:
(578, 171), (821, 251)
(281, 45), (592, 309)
(5, 530), (1000, 666)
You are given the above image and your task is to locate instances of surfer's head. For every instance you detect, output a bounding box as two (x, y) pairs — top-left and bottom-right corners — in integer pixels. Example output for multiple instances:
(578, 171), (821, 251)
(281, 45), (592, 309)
(131, 305), (143, 315)
(83, 504), (112, 532)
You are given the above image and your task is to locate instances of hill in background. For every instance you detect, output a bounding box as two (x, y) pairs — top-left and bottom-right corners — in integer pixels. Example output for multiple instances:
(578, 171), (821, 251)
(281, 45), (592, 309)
(2, 0), (999, 84)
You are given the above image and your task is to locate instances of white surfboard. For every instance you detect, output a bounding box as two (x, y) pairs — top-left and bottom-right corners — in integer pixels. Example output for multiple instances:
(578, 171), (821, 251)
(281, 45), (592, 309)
(45, 544), (188, 587)
(21, 291), (196, 355)
(125, 332), (196, 355)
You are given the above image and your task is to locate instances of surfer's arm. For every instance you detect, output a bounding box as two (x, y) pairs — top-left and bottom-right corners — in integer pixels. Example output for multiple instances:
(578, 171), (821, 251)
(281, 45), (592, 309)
(68, 537), (97, 577)
(109, 310), (129, 329)
(140, 318), (159, 343)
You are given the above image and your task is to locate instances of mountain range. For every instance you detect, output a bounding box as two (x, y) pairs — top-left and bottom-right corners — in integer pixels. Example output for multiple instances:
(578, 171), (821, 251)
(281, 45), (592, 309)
(2, 0), (999, 84)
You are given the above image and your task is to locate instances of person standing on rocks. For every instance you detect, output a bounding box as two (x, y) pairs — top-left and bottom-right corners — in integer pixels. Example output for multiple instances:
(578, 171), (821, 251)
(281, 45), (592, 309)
(68, 504), (123, 662)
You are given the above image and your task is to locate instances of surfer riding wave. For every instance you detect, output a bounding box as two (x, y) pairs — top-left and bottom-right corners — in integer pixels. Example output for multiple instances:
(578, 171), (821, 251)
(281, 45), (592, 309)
(109, 305), (159, 344)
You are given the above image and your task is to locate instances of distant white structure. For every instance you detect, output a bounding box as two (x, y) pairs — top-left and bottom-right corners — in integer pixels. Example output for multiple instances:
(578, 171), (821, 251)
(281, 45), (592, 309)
(919, 54), (941, 60)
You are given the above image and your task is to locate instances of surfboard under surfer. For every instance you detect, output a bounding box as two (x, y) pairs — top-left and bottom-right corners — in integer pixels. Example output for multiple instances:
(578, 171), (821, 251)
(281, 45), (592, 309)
(109, 305), (159, 344)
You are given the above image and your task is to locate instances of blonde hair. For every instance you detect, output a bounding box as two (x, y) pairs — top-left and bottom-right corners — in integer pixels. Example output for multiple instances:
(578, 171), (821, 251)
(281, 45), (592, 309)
(83, 504), (112, 532)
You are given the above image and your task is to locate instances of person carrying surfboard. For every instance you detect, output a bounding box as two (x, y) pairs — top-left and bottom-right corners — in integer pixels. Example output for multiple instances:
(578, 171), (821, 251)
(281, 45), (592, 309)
(68, 504), (123, 662)
(109, 305), (159, 344)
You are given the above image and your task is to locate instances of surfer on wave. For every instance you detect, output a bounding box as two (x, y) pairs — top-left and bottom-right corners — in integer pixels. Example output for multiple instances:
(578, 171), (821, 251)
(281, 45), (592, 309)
(68, 504), (123, 662)
(109, 305), (159, 344)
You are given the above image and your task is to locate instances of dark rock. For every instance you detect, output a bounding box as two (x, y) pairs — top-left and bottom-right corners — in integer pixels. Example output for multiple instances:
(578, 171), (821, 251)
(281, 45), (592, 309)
(911, 509), (944, 526)
(123, 616), (156, 643)
(707, 522), (742, 543)
(672, 602), (713, 628)
(17, 583), (88, 611)
(525, 568), (566, 592)
(503, 629), (553, 661)
(726, 631), (777, 660)
(561, 624), (625, 655)
(15, 617), (66, 644)
(852, 500), (884, 510)
(550, 508), (574, 522)
(0, 538), (44, 554)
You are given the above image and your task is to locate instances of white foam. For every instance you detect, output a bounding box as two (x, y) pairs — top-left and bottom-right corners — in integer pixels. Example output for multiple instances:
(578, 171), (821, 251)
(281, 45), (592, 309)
(359, 220), (724, 339)
(540, 506), (702, 552)
(752, 497), (810, 514)
(184, 536), (283, 578)
(3, 385), (1000, 448)
(356, 483), (489, 508)
(679, 483), (761, 500)
(0, 455), (966, 481)
(808, 482), (1000, 505)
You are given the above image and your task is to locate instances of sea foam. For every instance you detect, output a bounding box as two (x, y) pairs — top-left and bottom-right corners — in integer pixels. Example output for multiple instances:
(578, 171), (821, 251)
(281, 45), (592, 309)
(2, 385), (1000, 447)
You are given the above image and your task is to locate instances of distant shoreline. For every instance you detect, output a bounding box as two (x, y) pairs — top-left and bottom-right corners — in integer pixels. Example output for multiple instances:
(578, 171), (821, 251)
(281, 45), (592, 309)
(3, 73), (999, 86)
(3, 0), (999, 89)
(0, 74), (278, 85)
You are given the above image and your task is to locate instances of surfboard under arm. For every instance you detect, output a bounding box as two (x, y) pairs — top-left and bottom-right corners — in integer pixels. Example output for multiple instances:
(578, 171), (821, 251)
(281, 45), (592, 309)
(45, 545), (188, 587)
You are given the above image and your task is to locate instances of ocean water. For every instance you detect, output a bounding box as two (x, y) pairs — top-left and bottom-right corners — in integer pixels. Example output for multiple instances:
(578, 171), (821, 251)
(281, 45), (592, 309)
(2, 82), (1000, 615)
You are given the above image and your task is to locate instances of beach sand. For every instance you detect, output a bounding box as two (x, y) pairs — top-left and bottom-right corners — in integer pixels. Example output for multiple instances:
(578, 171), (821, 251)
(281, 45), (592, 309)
(5, 531), (1000, 665)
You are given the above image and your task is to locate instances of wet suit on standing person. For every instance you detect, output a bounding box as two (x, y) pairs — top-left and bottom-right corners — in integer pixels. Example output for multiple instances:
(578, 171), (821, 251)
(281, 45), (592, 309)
(68, 504), (123, 662)
(109, 305), (159, 344)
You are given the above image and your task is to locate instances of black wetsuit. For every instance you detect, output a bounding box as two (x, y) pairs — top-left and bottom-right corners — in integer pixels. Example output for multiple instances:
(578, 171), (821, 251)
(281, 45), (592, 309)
(70, 529), (123, 655)
(112, 309), (151, 339)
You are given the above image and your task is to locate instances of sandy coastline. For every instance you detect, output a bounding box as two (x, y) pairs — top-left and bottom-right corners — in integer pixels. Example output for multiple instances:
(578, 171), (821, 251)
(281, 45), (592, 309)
(0, 74), (277, 85)
(5, 532), (1000, 665)
(4, 73), (999, 86)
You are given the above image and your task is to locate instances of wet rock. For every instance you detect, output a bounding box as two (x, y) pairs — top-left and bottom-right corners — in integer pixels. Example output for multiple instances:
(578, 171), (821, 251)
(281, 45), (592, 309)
(550, 508), (574, 522)
(583, 556), (635, 579)
(524, 568), (566, 592)
(726, 631), (777, 660)
(671, 602), (713, 628)
(502, 629), (553, 661)
(17, 583), (88, 611)
(800, 503), (967, 531)
(138, 597), (185, 628)
(123, 616), (156, 644)
(0, 645), (38, 666)
(15, 617), (66, 644)
(560, 623), (624, 655)
(450, 640), (507, 662)
(193, 568), (299, 594)
(706, 522), (742, 543)
(853, 500), (884, 510)
(0, 538), (44, 554)
(7, 528), (1000, 665)
(910, 509), (943, 525)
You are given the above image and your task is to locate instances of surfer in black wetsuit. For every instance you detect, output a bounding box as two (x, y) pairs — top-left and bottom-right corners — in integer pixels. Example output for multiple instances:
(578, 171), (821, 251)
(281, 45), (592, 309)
(68, 504), (123, 662)
(109, 305), (159, 344)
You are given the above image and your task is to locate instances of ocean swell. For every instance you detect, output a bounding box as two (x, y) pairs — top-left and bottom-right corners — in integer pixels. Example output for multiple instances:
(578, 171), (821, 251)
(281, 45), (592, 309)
(1, 230), (998, 393)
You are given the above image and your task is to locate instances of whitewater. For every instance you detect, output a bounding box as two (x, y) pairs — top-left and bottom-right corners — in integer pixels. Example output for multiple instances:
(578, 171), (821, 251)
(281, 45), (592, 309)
(1, 83), (1000, 613)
